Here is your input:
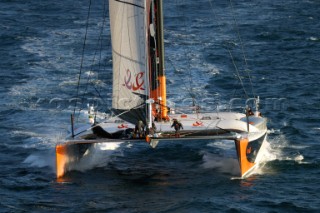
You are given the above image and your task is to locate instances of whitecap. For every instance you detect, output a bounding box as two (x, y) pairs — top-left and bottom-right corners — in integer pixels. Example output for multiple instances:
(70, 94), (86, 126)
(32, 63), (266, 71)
(309, 37), (318, 41)
(84, 70), (96, 77)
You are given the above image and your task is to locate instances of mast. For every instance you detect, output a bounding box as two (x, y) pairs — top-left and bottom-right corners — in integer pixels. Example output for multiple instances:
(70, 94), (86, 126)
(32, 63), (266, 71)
(149, 0), (167, 120)
(156, 0), (167, 120)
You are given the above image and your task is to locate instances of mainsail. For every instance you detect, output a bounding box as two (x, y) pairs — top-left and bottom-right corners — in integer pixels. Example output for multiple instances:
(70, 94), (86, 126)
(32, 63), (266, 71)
(109, 0), (167, 124)
(109, 0), (148, 124)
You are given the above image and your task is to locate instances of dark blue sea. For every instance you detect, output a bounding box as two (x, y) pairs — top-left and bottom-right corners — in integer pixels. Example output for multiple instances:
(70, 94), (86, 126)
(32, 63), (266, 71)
(1, 0), (320, 212)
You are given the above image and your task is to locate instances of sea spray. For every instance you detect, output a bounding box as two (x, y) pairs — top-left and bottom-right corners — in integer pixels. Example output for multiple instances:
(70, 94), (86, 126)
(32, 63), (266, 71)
(23, 141), (124, 176)
(23, 151), (55, 168)
(23, 149), (56, 175)
(70, 142), (123, 172)
(201, 134), (288, 177)
(262, 133), (305, 163)
(201, 140), (240, 175)
(201, 151), (240, 175)
(253, 132), (307, 176)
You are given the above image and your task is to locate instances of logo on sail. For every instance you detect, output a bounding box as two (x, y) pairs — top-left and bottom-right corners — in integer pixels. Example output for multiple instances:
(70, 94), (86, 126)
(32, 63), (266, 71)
(123, 69), (145, 91)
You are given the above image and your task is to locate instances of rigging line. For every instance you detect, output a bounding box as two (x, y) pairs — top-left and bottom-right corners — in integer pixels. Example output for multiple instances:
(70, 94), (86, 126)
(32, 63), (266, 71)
(165, 56), (194, 99)
(99, 0), (109, 74)
(72, 104), (145, 138)
(97, 0), (110, 106)
(88, 0), (107, 105)
(228, 0), (255, 97)
(100, 103), (146, 126)
(207, 0), (224, 117)
(74, 0), (92, 117)
(227, 49), (248, 98)
(208, 0), (248, 99)
(208, 0), (223, 33)
(178, 0), (196, 101)
(96, 0), (109, 106)
(81, 0), (109, 107)
(184, 9), (194, 99)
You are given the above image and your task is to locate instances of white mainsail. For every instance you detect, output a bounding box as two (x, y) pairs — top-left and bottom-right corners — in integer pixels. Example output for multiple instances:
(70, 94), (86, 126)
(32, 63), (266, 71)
(109, 0), (149, 123)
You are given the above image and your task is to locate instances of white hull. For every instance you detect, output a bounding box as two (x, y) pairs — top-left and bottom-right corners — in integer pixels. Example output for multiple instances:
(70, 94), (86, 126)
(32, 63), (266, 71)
(72, 112), (266, 137)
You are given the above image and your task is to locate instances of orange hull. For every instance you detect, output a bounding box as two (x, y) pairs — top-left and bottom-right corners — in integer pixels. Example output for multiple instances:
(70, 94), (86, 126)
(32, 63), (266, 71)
(235, 138), (255, 177)
(56, 144), (68, 179)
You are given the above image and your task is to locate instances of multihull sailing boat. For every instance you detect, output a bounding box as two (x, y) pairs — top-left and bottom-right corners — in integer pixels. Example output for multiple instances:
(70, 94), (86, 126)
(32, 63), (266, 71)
(56, 0), (268, 179)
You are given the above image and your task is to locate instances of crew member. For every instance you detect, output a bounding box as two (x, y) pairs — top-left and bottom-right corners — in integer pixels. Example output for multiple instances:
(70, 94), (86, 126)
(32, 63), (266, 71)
(135, 120), (145, 138)
(247, 107), (254, 116)
(171, 119), (183, 137)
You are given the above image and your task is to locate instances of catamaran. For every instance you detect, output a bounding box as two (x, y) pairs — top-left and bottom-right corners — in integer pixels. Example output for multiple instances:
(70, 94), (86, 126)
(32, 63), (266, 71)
(56, 0), (268, 179)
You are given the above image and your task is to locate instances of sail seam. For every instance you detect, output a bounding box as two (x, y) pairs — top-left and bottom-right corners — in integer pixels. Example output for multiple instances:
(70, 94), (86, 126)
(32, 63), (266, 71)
(115, 0), (144, 9)
(112, 48), (145, 66)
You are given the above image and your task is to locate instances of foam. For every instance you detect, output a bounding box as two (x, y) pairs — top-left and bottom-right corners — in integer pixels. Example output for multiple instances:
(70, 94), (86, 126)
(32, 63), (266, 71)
(69, 142), (123, 173)
(23, 153), (55, 169)
(201, 151), (240, 175)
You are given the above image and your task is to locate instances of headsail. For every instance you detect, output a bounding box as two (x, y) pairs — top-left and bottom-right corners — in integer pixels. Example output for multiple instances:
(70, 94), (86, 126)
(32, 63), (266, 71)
(109, 0), (148, 124)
